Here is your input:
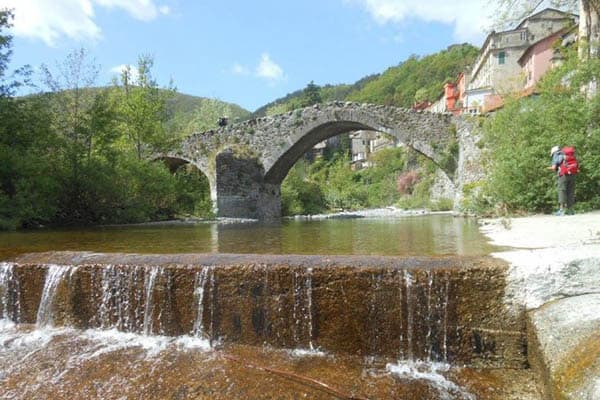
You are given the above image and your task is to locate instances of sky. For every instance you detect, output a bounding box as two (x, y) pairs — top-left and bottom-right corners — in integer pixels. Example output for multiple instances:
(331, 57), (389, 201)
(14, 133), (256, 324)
(2, 0), (495, 111)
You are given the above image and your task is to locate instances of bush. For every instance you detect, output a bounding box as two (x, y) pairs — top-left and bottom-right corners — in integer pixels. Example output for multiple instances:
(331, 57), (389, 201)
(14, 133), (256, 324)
(480, 56), (600, 214)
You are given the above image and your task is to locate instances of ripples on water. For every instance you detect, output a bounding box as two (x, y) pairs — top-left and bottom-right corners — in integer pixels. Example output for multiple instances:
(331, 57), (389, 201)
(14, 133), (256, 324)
(0, 215), (496, 259)
(0, 217), (536, 399)
(0, 321), (488, 400)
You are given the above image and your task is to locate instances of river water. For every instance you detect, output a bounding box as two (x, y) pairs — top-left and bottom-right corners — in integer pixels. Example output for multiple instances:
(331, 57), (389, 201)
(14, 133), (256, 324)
(0, 214), (495, 260)
(0, 215), (540, 399)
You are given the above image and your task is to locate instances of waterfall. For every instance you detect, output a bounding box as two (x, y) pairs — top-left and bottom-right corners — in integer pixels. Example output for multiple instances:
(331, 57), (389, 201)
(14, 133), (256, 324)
(442, 275), (450, 362)
(0, 262), (20, 322)
(292, 267), (315, 350)
(36, 265), (73, 328)
(397, 271), (404, 359)
(426, 270), (434, 361)
(96, 265), (146, 332)
(399, 269), (452, 363)
(306, 267), (314, 350)
(142, 267), (162, 336)
(192, 266), (213, 338)
(404, 269), (414, 360)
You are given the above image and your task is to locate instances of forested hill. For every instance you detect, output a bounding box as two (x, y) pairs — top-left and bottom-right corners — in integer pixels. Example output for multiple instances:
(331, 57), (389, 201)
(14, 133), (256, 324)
(166, 92), (251, 135)
(253, 43), (479, 116)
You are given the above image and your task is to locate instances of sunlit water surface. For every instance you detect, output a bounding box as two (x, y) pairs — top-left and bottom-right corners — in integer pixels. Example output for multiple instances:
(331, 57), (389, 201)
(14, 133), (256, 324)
(0, 214), (496, 260)
(0, 215), (537, 400)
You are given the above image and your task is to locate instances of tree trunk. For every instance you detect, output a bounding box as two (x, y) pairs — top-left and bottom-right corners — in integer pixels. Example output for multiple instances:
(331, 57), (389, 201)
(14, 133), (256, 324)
(579, 0), (600, 59)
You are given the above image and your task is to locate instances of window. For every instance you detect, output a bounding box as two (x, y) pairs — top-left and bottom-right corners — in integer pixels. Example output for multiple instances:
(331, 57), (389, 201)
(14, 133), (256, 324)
(498, 51), (506, 65)
(520, 31), (527, 41)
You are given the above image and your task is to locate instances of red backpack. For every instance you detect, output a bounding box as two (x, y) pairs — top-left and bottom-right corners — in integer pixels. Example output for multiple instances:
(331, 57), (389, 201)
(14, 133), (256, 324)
(559, 146), (579, 176)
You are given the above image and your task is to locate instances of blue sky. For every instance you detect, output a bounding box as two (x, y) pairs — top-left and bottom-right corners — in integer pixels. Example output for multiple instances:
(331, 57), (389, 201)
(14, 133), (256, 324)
(3, 0), (494, 111)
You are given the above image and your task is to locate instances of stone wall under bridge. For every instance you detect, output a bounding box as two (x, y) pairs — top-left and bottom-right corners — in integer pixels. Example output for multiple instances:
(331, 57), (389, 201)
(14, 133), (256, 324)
(4, 252), (526, 369)
(162, 102), (480, 219)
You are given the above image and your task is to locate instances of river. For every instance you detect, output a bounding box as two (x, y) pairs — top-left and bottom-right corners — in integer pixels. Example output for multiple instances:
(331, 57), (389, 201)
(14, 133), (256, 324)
(0, 214), (496, 260)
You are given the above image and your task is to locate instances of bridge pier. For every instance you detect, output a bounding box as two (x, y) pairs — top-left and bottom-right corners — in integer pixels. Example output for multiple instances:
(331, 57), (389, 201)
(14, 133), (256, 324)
(215, 150), (281, 219)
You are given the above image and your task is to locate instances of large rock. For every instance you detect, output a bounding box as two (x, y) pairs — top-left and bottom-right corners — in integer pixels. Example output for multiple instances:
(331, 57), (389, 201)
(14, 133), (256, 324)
(528, 294), (600, 400)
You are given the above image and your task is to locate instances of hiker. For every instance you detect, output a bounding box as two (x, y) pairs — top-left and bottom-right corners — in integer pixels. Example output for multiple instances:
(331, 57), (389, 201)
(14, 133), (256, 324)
(548, 145), (579, 215)
(218, 116), (229, 127)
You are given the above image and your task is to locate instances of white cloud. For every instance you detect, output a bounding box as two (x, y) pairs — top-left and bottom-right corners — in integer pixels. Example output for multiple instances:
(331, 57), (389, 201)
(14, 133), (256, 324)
(95, 0), (164, 21)
(3, 0), (170, 46)
(348, 0), (493, 43)
(255, 53), (285, 83)
(158, 5), (170, 15)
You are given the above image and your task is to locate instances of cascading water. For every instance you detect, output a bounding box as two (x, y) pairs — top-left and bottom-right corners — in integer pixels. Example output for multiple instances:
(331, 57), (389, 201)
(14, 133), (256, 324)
(142, 267), (161, 336)
(292, 267), (316, 351)
(0, 254), (537, 399)
(36, 265), (74, 328)
(404, 269), (414, 360)
(192, 266), (213, 339)
(388, 269), (476, 400)
(96, 265), (146, 331)
(0, 262), (20, 322)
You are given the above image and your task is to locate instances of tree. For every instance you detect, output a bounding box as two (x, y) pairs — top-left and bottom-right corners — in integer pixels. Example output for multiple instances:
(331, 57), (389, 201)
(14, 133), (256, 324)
(0, 9), (13, 96)
(41, 48), (116, 163)
(301, 80), (322, 107)
(116, 55), (175, 159)
(0, 9), (61, 229)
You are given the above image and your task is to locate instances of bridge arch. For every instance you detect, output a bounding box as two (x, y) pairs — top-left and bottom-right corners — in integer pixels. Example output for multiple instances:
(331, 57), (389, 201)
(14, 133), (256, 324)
(154, 155), (217, 212)
(264, 118), (454, 185)
(172, 102), (458, 219)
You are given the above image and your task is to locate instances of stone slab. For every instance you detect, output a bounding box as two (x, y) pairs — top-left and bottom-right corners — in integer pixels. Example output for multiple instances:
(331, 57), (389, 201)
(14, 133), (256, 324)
(528, 293), (600, 400)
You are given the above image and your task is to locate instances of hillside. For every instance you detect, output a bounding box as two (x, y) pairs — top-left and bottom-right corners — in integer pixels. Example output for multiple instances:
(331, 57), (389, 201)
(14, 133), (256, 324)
(33, 87), (252, 136)
(253, 43), (479, 116)
(167, 92), (252, 135)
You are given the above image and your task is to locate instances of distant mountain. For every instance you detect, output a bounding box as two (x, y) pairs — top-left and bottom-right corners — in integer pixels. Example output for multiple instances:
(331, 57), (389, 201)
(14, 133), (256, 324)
(252, 43), (479, 116)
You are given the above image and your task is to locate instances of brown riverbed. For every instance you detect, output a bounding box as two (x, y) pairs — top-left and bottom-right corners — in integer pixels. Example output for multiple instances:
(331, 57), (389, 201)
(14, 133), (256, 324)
(0, 323), (540, 400)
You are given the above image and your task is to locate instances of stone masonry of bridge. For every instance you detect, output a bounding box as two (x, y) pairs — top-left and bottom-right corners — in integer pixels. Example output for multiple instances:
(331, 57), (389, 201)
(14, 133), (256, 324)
(165, 102), (470, 219)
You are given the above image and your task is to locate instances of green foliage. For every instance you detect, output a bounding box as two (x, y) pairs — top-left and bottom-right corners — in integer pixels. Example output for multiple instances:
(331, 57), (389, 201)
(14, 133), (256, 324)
(478, 53), (600, 214)
(172, 165), (213, 217)
(281, 146), (442, 215)
(0, 43), (215, 229)
(170, 96), (251, 135)
(255, 43), (478, 117)
(349, 44), (479, 107)
(114, 55), (176, 158)
(0, 9), (13, 96)
(281, 160), (326, 215)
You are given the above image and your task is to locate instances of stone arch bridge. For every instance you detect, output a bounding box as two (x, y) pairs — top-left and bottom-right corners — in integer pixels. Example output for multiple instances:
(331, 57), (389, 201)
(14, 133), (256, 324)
(163, 102), (465, 219)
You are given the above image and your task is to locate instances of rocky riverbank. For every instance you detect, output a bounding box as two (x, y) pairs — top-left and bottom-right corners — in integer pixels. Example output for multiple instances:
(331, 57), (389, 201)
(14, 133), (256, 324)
(479, 211), (600, 400)
(288, 207), (447, 220)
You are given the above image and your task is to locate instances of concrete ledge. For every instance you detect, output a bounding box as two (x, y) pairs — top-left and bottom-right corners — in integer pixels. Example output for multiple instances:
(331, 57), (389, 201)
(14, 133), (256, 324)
(5, 251), (526, 368)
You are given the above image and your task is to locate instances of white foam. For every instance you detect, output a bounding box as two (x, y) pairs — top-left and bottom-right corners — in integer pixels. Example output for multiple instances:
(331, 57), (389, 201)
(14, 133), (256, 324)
(82, 328), (175, 357)
(386, 360), (474, 400)
(289, 347), (326, 357)
(174, 335), (211, 351)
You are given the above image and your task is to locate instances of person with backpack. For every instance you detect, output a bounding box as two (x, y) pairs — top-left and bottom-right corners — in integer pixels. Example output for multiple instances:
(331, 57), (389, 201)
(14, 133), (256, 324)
(548, 145), (579, 215)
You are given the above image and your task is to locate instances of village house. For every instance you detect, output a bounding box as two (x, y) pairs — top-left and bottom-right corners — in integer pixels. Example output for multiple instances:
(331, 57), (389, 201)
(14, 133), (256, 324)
(350, 130), (397, 170)
(428, 8), (577, 115)
(518, 26), (573, 89)
(350, 8), (577, 169)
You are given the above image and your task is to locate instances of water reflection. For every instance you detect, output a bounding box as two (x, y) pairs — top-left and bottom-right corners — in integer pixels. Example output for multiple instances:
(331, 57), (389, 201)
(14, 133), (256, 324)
(0, 215), (496, 260)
